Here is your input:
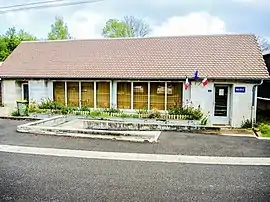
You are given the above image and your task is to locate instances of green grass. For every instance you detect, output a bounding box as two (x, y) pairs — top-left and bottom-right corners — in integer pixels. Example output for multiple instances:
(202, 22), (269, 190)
(259, 123), (270, 137)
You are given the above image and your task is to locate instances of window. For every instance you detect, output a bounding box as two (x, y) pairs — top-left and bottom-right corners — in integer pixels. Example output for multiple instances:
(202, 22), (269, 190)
(67, 82), (79, 106)
(53, 82), (65, 105)
(150, 82), (165, 110)
(96, 82), (110, 108)
(167, 82), (182, 109)
(81, 82), (94, 107)
(133, 82), (148, 110)
(117, 82), (131, 109)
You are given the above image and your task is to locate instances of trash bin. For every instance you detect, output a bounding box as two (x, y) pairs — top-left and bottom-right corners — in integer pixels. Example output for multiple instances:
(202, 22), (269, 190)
(16, 100), (29, 116)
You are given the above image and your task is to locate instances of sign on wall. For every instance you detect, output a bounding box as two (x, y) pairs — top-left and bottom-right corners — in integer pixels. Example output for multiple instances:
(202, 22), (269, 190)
(235, 86), (246, 93)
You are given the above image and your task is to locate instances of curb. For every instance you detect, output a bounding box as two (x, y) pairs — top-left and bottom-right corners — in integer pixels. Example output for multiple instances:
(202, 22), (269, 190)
(256, 136), (270, 140)
(0, 116), (42, 121)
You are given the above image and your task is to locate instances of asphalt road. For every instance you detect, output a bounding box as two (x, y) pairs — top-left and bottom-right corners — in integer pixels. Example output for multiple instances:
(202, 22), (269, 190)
(1, 152), (270, 202)
(1, 119), (270, 157)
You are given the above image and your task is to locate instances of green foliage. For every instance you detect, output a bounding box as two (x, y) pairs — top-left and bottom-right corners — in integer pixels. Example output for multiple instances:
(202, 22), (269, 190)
(80, 106), (91, 111)
(103, 108), (121, 113)
(148, 109), (161, 119)
(48, 16), (71, 40)
(259, 123), (270, 137)
(200, 116), (208, 125)
(0, 27), (37, 61)
(136, 108), (148, 115)
(241, 119), (253, 129)
(168, 107), (203, 120)
(89, 110), (102, 117)
(102, 16), (150, 38)
(38, 98), (64, 110)
(11, 109), (20, 116)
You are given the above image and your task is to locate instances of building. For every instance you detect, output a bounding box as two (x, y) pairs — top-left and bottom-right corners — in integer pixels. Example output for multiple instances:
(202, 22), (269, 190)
(0, 34), (269, 127)
(257, 50), (270, 115)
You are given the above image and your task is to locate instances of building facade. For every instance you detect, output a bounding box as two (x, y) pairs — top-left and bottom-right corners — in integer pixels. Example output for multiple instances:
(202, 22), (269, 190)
(0, 34), (269, 127)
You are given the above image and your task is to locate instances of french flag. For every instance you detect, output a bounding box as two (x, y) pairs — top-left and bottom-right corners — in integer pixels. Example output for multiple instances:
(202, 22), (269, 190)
(185, 77), (190, 90)
(193, 70), (199, 80)
(202, 77), (208, 86)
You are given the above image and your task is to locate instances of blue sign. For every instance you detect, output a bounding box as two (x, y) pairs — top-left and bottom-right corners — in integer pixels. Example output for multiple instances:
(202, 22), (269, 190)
(235, 87), (246, 93)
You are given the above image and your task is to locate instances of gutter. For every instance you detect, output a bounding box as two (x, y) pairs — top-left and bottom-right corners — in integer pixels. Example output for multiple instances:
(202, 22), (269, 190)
(251, 79), (264, 128)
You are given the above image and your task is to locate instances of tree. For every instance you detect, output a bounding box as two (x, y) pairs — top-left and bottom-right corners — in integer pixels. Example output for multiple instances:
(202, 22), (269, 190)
(102, 16), (150, 38)
(124, 16), (150, 37)
(0, 27), (37, 61)
(256, 36), (270, 53)
(48, 16), (71, 40)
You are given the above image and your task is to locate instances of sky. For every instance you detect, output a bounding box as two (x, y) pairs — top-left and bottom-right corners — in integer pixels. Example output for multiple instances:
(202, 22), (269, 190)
(0, 0), (269, 40)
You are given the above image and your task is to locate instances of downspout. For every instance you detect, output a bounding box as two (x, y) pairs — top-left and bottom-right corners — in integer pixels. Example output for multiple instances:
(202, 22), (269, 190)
(251, 79), (264, 128)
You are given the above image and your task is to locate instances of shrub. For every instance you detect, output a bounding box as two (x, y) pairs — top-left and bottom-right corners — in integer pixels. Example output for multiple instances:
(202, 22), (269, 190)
(38, 98), (63, 110)
(168, 106), (203, 120)
(259, 123), (270, 137)
(148, 109), (161, 119)
(241, 119), (252, 129)
(80, 106), (91, 112)
(11, 109), (20, 116)
(90, 110), (102, 116)
(103, 108), (121, 113)
(200, 116), (208, 125)
(136, 108), (148, 115)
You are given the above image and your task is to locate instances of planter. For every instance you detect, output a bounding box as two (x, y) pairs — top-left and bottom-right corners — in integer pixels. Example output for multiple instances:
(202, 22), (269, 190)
(16, 100), (29, 116)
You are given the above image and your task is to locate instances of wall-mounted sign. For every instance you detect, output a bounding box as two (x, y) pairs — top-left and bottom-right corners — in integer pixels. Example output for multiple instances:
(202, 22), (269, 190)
(219, 89), (224, 96)
(235, 86), (246, 93)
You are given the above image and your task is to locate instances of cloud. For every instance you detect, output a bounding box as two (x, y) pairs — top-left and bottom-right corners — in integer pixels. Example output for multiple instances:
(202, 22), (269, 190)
(66, 11), (106, 39)
(151, 12), (226, 36)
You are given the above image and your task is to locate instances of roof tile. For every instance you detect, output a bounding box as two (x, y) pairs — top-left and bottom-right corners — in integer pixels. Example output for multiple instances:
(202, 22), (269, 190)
(0, 34), (269, 79)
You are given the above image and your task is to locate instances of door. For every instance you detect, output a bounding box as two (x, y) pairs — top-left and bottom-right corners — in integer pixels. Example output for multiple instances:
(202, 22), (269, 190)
(0, 82), (2, 106)
(213, 85), (230, 125)
(22, 83), (29, 101)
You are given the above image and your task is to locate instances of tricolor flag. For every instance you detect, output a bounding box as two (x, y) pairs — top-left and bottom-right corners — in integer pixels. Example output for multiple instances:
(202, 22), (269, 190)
(185, 77), (190, 90)
(202, 77), (208, 86)
(193, 69), (199, 80)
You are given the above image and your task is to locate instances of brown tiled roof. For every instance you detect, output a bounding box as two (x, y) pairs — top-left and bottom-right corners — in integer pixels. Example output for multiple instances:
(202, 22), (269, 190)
(0, 34), (268, 79)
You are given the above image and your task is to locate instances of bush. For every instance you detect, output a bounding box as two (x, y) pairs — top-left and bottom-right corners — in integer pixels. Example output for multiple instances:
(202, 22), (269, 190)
(90, 110), (102, 116)
(80, 106), (91, 112)
(11, 109), (20, 116)
(259, 123), (270, 137)
(200, 116), (208, 125)
(168, 107), (203, 120)
(103, 108), (121, 113)
(148, 109), (161, 119)
(241, 119), (252, 129)
(38, 98), (63, 110)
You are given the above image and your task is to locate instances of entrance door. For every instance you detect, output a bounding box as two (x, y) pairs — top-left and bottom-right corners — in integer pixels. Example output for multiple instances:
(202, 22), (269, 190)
(0, 82), (2, 106)
(213, 85), (230, 125)
(22, 83), (29, 101)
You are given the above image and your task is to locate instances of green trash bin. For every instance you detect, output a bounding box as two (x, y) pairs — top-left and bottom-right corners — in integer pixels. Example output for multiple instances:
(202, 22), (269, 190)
(16, 100), (29, 116)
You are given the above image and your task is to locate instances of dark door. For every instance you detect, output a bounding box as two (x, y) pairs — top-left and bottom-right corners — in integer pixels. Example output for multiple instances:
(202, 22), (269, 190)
(23, 84), (29, 101)
(0, 82), (2, 106)
(214, 86), (229, 117)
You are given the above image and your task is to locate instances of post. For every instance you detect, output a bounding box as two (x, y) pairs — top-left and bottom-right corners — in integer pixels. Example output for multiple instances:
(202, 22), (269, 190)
(64, 81), (67, 106)
(94, 81), (97, 109)
(131, 82), (134, 110)
(165, 82), (168, 111)
(148, 82), (151, 111)
(79, 81), (81, 108)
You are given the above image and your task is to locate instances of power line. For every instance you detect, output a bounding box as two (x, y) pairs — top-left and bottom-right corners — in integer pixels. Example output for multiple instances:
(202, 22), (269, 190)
(0, 0), (66, 9)
(0, 0), (105, 14)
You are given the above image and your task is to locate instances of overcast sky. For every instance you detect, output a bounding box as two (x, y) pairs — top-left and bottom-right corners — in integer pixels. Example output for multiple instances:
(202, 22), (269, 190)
(0, 0), (269, 40)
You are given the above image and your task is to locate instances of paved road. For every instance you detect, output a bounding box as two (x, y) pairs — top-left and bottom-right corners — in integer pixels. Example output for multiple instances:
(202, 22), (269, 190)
(1, 119), (270, 157)
(0, 119), (270, 201)
(1, 152), (270, 202)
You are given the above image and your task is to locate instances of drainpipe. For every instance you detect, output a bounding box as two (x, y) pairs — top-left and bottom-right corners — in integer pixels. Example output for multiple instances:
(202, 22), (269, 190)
(251, 79), (264, 128)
